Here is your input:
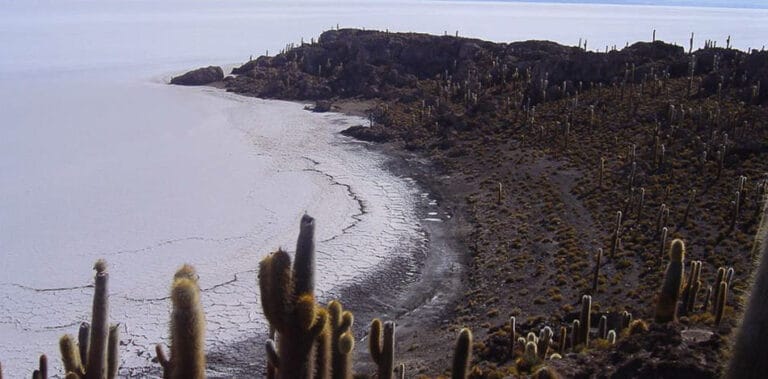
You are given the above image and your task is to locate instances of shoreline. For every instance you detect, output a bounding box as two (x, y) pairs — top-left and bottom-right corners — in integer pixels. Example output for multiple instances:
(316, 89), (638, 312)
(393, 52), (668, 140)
(184, 89), (470, 377)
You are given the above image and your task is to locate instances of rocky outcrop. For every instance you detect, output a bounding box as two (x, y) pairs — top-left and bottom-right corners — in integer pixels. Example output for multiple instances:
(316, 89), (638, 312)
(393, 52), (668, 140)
(224, 29), (691, 103)
(170, 66), (224, 86)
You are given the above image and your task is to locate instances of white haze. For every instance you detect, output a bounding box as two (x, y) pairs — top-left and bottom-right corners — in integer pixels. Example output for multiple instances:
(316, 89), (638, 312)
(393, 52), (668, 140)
(1, 0), (766, 377)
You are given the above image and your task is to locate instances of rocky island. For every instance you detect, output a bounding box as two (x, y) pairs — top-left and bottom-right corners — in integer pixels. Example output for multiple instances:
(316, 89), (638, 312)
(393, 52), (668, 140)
(175, 29), (768, 377)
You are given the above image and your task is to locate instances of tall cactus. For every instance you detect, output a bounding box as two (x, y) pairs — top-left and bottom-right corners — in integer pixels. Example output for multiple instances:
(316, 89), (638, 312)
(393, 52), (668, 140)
(654, 239), (686, 323)
(258, 215), (328, 379)
(369, 319), (395, 379)
(451, 328), (472, 379)
(579, 295), (592, 346)
(156, 265), (206, 379)
(32, 355), (47, 379)
(59, 260), (120, 379)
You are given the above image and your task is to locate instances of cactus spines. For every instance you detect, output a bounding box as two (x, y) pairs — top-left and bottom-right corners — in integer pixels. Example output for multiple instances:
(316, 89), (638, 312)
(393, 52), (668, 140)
(702, 285), (713, 313)
(369, 319), (395, 379)
(655, 239), (686, 323)
(498, 182), (504, 204)
(336, 332), (354, 379)
(164, 274), (206, 379)
(452, 328), (472, 379)
(314, 307), (332, 379)
(396, 363), (405, 379)
(523, 341), (538, 364)
(620, 311), (633, 330)
(682, 261), (702, 314)
(579, 295), (592, 346)
(607, 330), (617, 344)
(60, 335), (85, 377)
(714, 281), (728, 326)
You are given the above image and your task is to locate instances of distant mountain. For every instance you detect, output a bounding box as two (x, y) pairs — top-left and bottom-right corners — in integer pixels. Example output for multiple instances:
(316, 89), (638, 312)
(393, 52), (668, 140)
(450, 0), (768, 10)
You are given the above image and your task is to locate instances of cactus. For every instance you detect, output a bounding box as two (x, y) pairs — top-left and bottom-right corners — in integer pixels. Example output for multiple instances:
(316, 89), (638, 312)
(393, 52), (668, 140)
(558, 326), (567, 354)
(681, 261), (702, 315)
(315, 307), (332, 379)
(592, 248), (603, 293)
(598, 157), (605, 189)
(655, 239), (686, 323)
(571, 320), (580, 350)
(598, 316), (607, 339)
(156, 265), (206, 379)
(258, 215), (329, 379)
(508, 317), (516, 357)
(628, 319), (649, 335)
(328, 301), (354, 379)
(452, 328), (472, 379)
(579, 295), (591, 346)
(607, 330), (616, 344)
(659, 227), (669, 266)
(32, 355), (47, 379)
(369, 319), (395, 379)
(714, 281), (728, 327)
(620, 311), (633, 330)
(537, 327), (552, 359)
(59, 260), (120, 379)
(681, 189), (696, 226)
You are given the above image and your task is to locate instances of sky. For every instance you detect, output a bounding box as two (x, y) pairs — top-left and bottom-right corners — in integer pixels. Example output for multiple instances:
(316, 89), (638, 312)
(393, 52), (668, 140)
(455, 0), (768, 9)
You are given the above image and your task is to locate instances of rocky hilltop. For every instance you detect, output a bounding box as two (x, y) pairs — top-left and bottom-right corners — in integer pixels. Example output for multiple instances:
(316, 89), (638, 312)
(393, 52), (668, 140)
(174, 29), (768, 377)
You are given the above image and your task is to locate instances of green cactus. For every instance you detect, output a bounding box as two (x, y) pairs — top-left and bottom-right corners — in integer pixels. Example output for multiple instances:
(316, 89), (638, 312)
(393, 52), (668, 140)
(655, 239), (686, 323)
(156, 265), (206, 379)
(579, 295), (591, 346)
(314, 308), (332, 379)
(451, 328), (472, 379)
(328, 300), (354, 379)
(59, 260), (120, 379)
(258, 215), (329, 379)
(369, 319), (395, 379)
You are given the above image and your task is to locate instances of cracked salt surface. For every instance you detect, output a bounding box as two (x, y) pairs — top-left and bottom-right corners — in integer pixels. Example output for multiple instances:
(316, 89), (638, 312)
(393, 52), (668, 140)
(0, 83), (420, 376)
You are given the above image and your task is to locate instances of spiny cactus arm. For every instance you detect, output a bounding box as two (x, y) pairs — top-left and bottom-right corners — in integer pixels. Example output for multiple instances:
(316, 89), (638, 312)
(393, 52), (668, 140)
(336, 332), (355, 379)
(259, 250), (293, 331)
(86, 266), (109, 379)
(369, 319), (383, 365)
(60, 334), (85, 377)
(397, 363), (405, 379)
(173, 264), (198, 282)
(509, 316), (516, 357)
(77, 322), (90, 368)
(293, 214), (316, 296)
(107, 324), (119, 379)
(154, 344), (171, 378)
(265, 339), (280, 371)
(169, 277), (206, 379)
(296, 294), (319, 332)
(451, 328), (472, 379)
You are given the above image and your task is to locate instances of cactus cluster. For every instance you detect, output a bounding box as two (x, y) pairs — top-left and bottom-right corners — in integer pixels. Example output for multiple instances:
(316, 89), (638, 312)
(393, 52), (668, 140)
(58, 260), (120, 379)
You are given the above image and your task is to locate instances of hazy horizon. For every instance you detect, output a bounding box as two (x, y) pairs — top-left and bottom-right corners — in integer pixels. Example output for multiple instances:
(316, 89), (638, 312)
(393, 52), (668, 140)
(451, 0), (768, 9)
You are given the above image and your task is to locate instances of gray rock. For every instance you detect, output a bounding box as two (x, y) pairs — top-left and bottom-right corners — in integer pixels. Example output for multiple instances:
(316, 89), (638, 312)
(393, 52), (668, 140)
(170, 66), (224, 86)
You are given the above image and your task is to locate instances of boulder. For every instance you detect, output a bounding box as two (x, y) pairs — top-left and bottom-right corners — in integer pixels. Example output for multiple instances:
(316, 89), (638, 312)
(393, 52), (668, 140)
(170, 66), (224, 86)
